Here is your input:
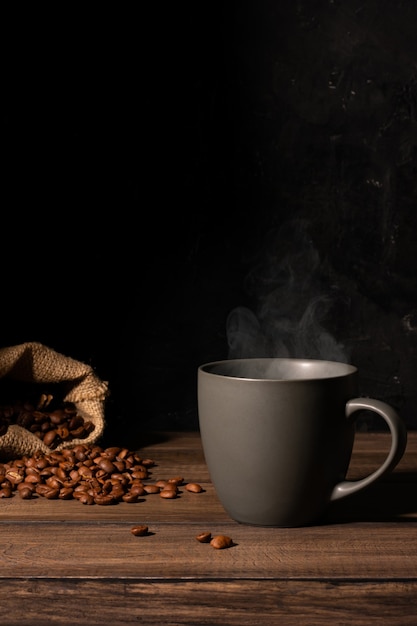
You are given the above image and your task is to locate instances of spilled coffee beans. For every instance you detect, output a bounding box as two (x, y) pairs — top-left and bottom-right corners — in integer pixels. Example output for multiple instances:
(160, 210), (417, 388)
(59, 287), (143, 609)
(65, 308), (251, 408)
(0, 444), (205, 508)
(131, 525), (149, 536)
(0, 444), (155, 505)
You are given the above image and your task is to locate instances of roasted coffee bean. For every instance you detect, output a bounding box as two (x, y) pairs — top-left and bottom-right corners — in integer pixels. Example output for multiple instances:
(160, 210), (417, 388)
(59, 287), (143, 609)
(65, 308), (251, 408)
(210, 535), (234, 550)
(155, 480), (170, 489)
(131, 525), (149, 536)
(78, 465), (93, 479)
(68, 415), (84, 431)
(141, 459), (155, 468)
(122, 492), (139, 503)
(37, 394), (53, 409)
(77, 492), (95, 505)
(159, 489), (177, 499)
(157, 481), (177, 492)
(18, 486), (33, 499)
(168, 476), (184, 486)
(93, 494), (116, 506)
(5, 469), (24, 485)
(59, 487), (74, 500)
(17, 482), (36, 494)
(49, 410), (66, 425)
(96, 458), (116, 474)
(101, 447), (120, 460)
(56, 426), (70, 440)
(131, 469), (148, 480)
(45, 476), (63, 490)
(129, 484), (146, 497)
(143, 484), (160, 494)
(24, 473), (40, 484)
(196, 532), (212, 543)
(185, 483), (203, 493)
(0, 397), (96, 448)
(43, 487), (60, 499)
(35, 484), (53, 497)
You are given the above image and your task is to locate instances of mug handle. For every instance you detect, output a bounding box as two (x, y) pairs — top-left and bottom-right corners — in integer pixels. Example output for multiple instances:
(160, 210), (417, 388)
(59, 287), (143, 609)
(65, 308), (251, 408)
(331, 398), (408, 502)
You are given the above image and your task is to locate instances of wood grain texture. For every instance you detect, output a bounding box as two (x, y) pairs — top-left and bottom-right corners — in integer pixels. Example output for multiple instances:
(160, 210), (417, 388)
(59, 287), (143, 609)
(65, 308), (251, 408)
(1, 581), (416, 626)
(1, 521), (416, 579)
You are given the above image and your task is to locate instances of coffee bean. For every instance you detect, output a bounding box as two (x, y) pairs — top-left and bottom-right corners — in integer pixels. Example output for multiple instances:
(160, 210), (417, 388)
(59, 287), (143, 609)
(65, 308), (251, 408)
(96, 458), (116, 474)
(5, 469), (24, 485)
(59, 487), (74, 500)
(210, 535), (234, 549)
(141, 459), (155, 468)
(185, 483), (203, 493)
(155, 479), (170, 489)
(167, 476), (184, 486)
(129, 484), (146, 497)
(43, 487), (60, 499)
(143, 484), (160, 494)
(122, 492), (139, 503)
(17, 486), (33, 499)
(131, 525), (149, 536)
(159, 489), (177, 499)
(196, 532), (212, 543)
(93, 494), (116, 506)
(77, 492), (95, 505)
(49, 410), (66, 425)
(17, 482), (35, 494)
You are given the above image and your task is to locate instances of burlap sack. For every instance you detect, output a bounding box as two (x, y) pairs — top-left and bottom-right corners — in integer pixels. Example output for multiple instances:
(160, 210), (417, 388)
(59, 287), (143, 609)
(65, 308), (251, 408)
(0, 342), (109, 459)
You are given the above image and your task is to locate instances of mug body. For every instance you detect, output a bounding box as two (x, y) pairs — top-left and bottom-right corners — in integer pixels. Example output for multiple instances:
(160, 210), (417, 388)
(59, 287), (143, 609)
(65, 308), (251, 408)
(198, 358), (358, 527)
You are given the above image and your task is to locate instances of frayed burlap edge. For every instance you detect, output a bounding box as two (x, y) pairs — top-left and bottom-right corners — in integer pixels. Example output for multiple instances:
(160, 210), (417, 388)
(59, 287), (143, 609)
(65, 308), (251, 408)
(0, 342), (109, 460)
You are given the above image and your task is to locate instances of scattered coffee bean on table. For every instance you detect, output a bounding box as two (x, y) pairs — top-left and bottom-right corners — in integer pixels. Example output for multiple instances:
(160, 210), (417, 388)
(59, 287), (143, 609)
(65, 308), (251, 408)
(131, 525), (149, 536)
(185, 482), (203, 493)
(195, 531), (212, 543)
(210, 535), (234, 549)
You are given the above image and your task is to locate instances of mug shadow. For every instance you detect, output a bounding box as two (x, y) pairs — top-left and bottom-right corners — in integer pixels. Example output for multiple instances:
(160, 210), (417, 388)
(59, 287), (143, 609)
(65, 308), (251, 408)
(322, 472), (417, 525)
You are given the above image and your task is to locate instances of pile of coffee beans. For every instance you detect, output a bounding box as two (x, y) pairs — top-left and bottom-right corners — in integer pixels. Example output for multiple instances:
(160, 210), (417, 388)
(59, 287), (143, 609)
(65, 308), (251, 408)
(0, 442), (205, 506)
(0, 443), (154, 503)
(0, 394), (95, 447)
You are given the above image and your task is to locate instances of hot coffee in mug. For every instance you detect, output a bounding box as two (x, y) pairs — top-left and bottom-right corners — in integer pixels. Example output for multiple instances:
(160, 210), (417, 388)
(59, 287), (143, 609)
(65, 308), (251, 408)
(197, 358), (407, 527)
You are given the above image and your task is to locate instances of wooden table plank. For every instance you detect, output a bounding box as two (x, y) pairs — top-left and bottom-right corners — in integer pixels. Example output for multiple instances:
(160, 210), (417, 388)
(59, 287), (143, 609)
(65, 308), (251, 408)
(0, 580), (416, 626)
(1, 521), (416, 579)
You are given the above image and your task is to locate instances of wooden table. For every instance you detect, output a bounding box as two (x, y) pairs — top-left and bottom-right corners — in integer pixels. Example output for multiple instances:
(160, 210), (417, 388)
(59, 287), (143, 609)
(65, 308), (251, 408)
(1, 431), (416, 625)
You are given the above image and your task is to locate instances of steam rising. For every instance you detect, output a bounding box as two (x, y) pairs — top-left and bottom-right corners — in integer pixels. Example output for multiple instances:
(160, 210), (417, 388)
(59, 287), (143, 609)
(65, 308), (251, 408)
(227, 219), (348, 363)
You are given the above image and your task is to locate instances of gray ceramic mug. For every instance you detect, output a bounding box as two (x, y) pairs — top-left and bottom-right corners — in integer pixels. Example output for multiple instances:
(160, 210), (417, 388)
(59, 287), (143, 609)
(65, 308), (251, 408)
(197, 358), (407, 527)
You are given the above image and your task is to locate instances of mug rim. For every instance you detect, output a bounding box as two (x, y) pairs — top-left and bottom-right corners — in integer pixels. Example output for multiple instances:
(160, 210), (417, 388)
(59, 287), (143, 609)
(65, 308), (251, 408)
(198, 357), (358, 381)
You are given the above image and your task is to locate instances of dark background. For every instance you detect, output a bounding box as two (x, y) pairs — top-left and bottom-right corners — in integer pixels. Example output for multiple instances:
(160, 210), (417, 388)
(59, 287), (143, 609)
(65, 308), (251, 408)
(3, 1), (417, 439)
